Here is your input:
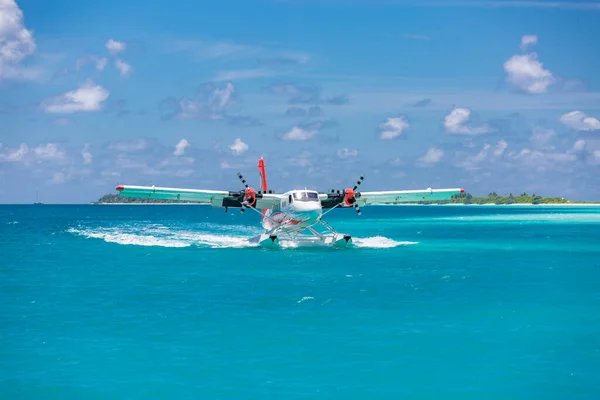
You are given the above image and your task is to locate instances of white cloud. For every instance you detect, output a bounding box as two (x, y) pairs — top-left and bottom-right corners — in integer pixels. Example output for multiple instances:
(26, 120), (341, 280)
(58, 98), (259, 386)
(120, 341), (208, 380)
(592, 150), (600, 164)
(109, 139), (147, 152)
(559, 111), (600, 131)
(220, 160), (245, 169)
(81, 144), (92, 164)
(173, 139), (190, 156)
(0, 0), (36, 80)
(175, 98), (202, 119)
(530, 126), (556, 147)
(283, 126), (317, 141)
(520, 34), (538, 51)
(337, 148), (358, 158)
(1, 142), (68, 164)
(462, 144), (492, 170)
(475, 144), (492, 158)
(458, 140), (508, 170)
(43, 167), (93, 185)
(96, 57), (108, 71)
(41, 80), (110, 113)
(504, 36), (554, 93)
(511, 147), (576, 165)
(210, 82), (235, 111)
(229, 138), (248, 155)
(388, 157), (404, 166)
(508, 148), (546, 164)
(443, 108), (491, 135)
(115, 59), (132, 76)
(572, 139), (586, 152)
(76, 55), (107, 71)
(33, 143), (65, 161)
(106, 39), (125, 56)
(418, 147), (444, 166)
(164, 82), (237, 120)
(494, 140), (508, 157)
(507, 139), (588, 171)
(0, 143), (28, 162)
(379, 116), (409, 139)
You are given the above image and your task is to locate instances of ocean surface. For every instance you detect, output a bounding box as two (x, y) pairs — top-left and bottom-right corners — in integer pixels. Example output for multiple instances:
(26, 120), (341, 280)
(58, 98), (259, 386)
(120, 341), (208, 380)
(1, 204), (599, 399)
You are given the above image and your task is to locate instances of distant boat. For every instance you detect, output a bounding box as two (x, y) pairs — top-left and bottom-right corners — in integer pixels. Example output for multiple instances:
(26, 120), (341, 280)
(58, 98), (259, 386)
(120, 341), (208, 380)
(33, 191), (43, 205)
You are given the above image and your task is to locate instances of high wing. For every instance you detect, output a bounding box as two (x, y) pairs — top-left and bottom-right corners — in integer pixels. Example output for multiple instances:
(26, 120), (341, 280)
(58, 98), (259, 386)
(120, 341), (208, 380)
(356, 188), (464, 205)
(115, 184), (282, 209)
(318, 187), (464, 208)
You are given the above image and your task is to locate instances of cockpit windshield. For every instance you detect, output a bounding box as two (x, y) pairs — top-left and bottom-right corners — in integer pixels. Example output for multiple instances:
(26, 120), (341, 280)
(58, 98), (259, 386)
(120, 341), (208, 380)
(293, 191), (319, 202)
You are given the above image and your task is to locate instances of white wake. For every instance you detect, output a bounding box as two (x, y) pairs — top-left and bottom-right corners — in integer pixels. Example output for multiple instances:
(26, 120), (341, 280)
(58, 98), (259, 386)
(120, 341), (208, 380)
(352, 236), (417, 248)
(67, 224), (415, 249)
(67, 225), (259, 249)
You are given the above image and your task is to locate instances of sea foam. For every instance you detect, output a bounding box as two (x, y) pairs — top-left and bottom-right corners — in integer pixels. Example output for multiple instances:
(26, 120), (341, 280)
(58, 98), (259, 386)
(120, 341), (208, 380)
(67, 223), (413, 250)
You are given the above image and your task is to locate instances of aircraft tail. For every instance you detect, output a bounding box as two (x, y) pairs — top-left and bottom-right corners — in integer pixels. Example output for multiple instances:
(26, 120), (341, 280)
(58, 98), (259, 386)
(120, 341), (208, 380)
(257, 157), (269, 219)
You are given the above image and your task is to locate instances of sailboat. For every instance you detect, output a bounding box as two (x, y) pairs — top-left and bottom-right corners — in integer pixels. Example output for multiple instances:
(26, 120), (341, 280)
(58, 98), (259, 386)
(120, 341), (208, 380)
(34, 191), (43, 205)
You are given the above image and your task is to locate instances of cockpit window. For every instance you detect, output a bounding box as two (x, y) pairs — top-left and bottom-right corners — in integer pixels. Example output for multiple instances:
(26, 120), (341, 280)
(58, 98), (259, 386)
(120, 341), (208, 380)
(293, 191), (319, 202)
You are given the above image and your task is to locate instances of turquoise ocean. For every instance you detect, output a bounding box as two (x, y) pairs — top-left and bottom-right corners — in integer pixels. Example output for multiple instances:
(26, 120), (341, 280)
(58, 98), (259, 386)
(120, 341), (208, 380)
(2, 204), (599, 399)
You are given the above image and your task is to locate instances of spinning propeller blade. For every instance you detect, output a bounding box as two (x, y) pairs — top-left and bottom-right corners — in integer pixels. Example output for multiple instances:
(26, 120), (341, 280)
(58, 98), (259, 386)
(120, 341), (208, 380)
(237, 172), (247, 213)
(237, 172), (249, 189)
(353, 175), (364, 191)
(352, 175), (364, 215)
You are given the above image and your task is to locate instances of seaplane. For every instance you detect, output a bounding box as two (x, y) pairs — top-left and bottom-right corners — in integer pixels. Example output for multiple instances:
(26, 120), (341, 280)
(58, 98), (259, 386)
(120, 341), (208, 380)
(115, 158), (464, 248)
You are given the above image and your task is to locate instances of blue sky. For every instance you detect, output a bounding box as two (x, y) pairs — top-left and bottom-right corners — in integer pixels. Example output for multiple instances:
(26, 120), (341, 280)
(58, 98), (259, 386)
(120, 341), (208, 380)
(1, 0), (600, 203)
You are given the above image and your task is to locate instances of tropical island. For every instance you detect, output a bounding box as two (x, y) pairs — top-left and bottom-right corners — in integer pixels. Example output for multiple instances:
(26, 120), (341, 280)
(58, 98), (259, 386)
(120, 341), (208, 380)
(417, 192), (598, 205)
(95, 194), (200, 204)
(94, 192), (600, 205)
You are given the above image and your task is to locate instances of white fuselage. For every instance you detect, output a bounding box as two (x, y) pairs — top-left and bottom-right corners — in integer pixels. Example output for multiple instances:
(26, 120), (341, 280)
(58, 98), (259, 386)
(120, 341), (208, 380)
(261, 190), (323, 232)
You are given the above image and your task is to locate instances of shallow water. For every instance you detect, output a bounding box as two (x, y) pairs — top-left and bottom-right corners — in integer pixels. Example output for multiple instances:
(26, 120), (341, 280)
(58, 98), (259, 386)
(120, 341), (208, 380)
(2, 204), (599, 399)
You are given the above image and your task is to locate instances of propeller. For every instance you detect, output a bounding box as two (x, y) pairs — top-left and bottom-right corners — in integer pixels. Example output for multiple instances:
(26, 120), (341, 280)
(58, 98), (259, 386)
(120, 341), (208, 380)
(237, 172), (257, 214)
(327, 175), (364, 215)
(345, 175), (364, 214)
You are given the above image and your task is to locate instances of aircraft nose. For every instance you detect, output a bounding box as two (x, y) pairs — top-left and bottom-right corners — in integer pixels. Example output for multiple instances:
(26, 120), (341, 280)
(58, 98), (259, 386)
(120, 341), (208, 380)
(307, 202), (320, 211)
(294, 201), (321, 212)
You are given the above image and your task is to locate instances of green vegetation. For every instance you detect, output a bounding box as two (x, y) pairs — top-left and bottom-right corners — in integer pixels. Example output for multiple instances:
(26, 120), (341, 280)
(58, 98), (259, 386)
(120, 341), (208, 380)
(418, 192), (599, 205)
(94, 194), (202, 204)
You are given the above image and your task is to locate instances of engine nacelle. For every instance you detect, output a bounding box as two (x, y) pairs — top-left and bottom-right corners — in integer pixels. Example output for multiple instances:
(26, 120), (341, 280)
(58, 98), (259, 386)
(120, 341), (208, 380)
(343, 188), (361, 207)
(243, 187), (257, 206)
(321, 185), (362, 212)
